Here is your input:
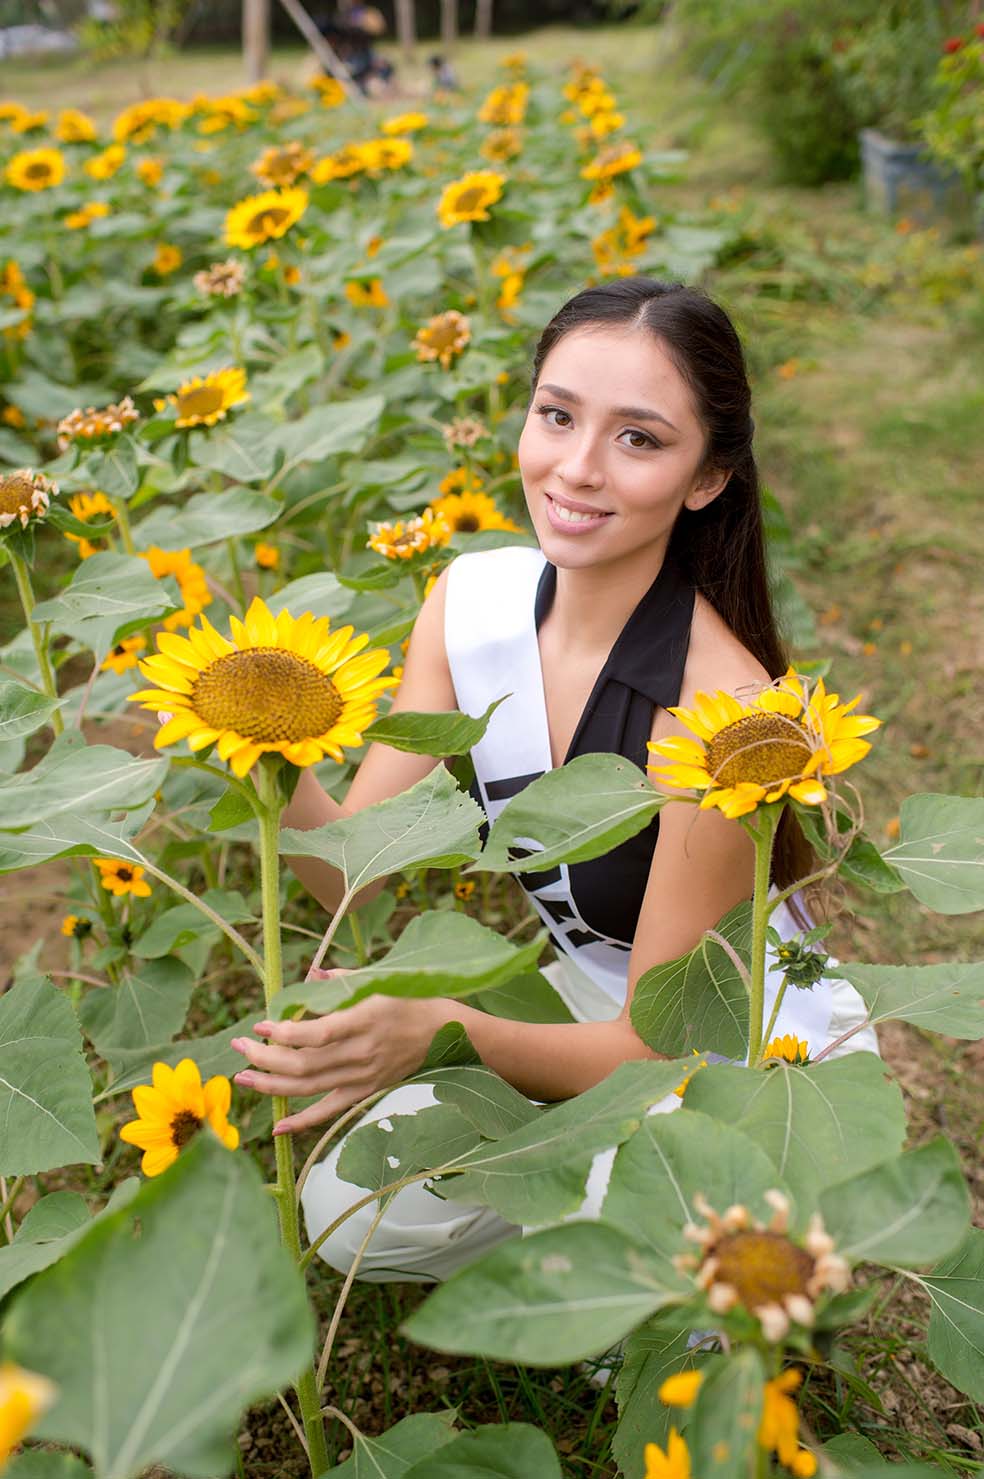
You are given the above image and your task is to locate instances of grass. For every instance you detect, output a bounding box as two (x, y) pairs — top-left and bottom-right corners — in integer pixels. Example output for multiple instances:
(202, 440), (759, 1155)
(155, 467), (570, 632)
(3, 17), (983, 1476)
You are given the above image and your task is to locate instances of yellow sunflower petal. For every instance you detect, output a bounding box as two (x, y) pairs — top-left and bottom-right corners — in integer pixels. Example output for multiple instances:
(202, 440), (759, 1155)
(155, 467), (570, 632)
(155, 711), (202, 748)
(229, 741), (264, 778)
(789, 778), (827, 805)
(142, 1144), (179, 1177)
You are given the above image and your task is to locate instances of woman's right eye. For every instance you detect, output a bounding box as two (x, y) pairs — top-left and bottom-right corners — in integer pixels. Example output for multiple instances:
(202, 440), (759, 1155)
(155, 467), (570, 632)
(535, 404), (572, 428)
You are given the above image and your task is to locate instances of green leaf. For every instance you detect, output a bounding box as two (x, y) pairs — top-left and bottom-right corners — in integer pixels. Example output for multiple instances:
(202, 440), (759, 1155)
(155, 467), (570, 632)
(0, 735), (166, 829)
(833, 960), (984, 1039)
(883, 793), (984, 914)
(614, 1319), (706, 1479)
(265, 571), (354, 621)
(132, 891), (254, 958)
(419, 1020), (482, 1072)
(188, 413), (280, 483)
(922, 1227), (984, 1400)
(402, 1424), (563, 1479)
(76, 436), (139, 501)
(684, 1055), (906, 1217)
(428, 1065), (540, 1140)
(277, 912), (546, 1016)
(820, 1434), (883, 1468)
(280, 765), (483, 894)
(473, 971), (575, 1024)
(0, 679), (61, 743)
(15, 1191), (91, 1243)
(100, 1011), (259, 1099)
(336, 1103), (483, 1193)
(0, 975), (100, 1177)
(78, 956), (197, 1062)
(208, 788), (255, 832)
(324, 1411), (456, 1478)
(630, 903), (751, 1058)
(363, 699), (505, 758)
(687, 1347), (765, 1477)
(0, 808), (153, 874)
(472, 753), (663, 873)
(5, 1136), (315, 1479)
(404, 1221), (682, 1365)
(250, 344), (323, 412)
(438, 1059), (694, 1225)
(0, 1183), (139, 1303)
(29, 553), (177, 663)
(4, 1452), (94, 1479)
(275, 394), (384, 466)
(132, 487), (280, 550)
(796, 807), (904, 896)
(819, 1138), (970, 1268)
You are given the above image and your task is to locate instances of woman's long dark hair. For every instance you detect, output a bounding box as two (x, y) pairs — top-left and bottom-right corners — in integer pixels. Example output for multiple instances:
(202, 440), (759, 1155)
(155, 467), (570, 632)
(530, 277), (812, 900)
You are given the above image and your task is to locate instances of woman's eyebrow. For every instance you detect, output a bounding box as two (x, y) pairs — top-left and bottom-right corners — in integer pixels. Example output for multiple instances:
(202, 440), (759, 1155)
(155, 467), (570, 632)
(537, 382), (679, 432)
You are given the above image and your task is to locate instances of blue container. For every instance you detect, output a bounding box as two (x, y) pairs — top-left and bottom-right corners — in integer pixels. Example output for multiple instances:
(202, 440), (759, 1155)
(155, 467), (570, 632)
(860, 127), (966, 224)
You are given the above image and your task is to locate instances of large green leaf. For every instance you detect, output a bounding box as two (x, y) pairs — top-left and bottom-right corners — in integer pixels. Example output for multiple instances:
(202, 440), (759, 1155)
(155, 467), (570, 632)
(0, 807), (153, 874)
(274, 394), (384, 466)
(265, 571), (354, 621)
(4, 1453), (94, 1479)
(78, 956), (197, 1062)
(131, 890), (254, 959)
(132, 486), (280, 550)
(336, 1102), (484, 1193)
(833, 960), (984, 1039)
(5, 1136), (314, 1479)
(75, 436), (139, 501)
(921, 1227), (984, 1401)
(29, 553), (177, 663)
(0, 679), (61, 743)
(883, 793), (984, 914)
(188, 413), (281, 482)
(0, 735), (166, 829)
(99, 1010), (259, 1099)
(797, 806), (904, 897)
(363, 700), (504, 758)
(471, 753), (663, 873)
(323, 1411), (456, 1478)
(429, 1065), (540, 1139)
(630, 903), (751, 1058)
(404, 1221), (683, 1365)
(472, 971), (575, 1025)
(0, 975), (100, 1176)
(0, 1182), (139, 1303)
(614, 1319), (707, 1479)
(277, 912), (546, 1016)
(249, 344), (324, 412)
(402, 1424), (563, 1479)
(819, 1138), (969, 1268)
(683, 1055), (906, 1217)
(687, 1347), (765, 1477)
(280, 765), (483, 895)
(436, 1059), (692, 1225)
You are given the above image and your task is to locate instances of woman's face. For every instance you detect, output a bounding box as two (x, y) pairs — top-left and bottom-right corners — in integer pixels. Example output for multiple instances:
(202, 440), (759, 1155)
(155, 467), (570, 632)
(518, 326), (727, 571)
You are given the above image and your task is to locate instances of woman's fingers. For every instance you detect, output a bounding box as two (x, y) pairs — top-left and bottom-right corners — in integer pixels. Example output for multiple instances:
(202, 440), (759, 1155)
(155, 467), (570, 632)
(252, 1016), (336, 1048)
(273, 1093), (353, 1135)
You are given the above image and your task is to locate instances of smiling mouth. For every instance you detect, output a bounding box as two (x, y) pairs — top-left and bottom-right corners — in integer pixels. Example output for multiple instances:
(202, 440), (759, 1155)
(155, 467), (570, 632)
(545, 493), (612, 527)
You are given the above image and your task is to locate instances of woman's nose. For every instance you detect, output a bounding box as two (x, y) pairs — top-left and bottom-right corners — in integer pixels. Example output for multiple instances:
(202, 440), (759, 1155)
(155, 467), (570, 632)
(556, 434), (604, 489)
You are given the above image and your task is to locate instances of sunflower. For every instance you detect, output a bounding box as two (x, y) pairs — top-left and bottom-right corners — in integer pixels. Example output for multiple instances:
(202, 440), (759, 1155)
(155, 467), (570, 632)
(224, 187), (308, 250)
(658, 1370), (704, 1408)
(163, 367), (249, 429)
(0, 102), (31, 128)
(345, 277), (389, 309)
(368, 508), (450, 561)
(94, 858), (152, 898)
(11, 110), (48, 134)
(360, 137), (413, 173)
(759, 1370), (817, 1477)
(590, 109), (625, 139)
(0, 469), (57, 533)
(61, 914), (93, 939)
(64, 200), (111, 230)
(65, 491), (115, 559)
(135, 156), (163, 187)
(310, 144), (368, 182)
(437, 171), (506, 229)
(56, 395), (139, 452)
(5, 147), (66, 191)
(442, 416), (488, 450)
(56, 108), (98, 143)
(481, 127), (523, 163)
(1, 261), (35, 339)
(253, 541), (279, 570)
(411, 309), (471, 369)
(0, 1363), (56, 1467)
(84, 145), (126, 181)
(643, 1429), (691, 1479)
(194, 259), (246, 298)
(152, 243), (182, 276)
(309, 73), (346, 108)
(646, 670), (880, 820)
(250, 140), (314, 188)
(119, 1058), (239, 1178)
(762, 1034), (809, 1066)
(130, 597), (396, 775)
(478, 83), (529, 126)
(140, 546), (212, 631)
(101, 635), (147, 674)
(429, 487), (520, 536)
(593, 205), (655, 277)
(382, 111), (428, 134)
(112, 98), (189, 143)
(581, 140), (643, 180)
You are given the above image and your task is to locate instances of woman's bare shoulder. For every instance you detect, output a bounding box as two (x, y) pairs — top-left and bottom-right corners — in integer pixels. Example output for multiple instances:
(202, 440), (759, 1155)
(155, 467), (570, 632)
(681, 593), (772, 702)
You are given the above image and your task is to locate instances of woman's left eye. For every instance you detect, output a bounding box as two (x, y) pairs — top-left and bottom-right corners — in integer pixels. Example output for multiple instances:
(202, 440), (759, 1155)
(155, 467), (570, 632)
(619, 428), (658, 449)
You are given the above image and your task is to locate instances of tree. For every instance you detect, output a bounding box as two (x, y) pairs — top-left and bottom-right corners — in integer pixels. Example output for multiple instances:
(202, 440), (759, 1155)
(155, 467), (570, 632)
(474, 0), (492, 41)
(440, 0), (457, 49)
(394, 0), (416, 57)
(243, 0), (270, 82)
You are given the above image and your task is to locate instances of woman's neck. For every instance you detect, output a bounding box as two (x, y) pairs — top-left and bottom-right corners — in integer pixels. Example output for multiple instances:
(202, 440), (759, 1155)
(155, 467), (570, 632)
(544, 538), (671, 656)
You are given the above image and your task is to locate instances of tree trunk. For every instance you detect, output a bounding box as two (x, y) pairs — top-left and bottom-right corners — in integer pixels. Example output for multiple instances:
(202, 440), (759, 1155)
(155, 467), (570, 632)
(242, 0), (270, 82)
(439, 0), (457, 50)
(473, 0), (492, 40)
(394, 0), (416, 59)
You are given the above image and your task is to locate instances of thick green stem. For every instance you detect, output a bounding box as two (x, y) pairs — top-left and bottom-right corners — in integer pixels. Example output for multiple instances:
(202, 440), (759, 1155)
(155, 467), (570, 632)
(111, 497), (137, 556)
(760, 972), (791, 1057)
(746, 810), (779, 1069)
(256, 760), (329, 1478)
(9, 547), (62, 734)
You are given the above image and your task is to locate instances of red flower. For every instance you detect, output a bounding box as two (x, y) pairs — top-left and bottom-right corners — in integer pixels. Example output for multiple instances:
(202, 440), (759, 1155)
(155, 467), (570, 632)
(942, 36), (963, 53)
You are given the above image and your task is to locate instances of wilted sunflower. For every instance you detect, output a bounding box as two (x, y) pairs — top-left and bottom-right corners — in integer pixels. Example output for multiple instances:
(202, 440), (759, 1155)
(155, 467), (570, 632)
(225, 186), (307, 249)
(140, 545), (212, 631)
(0, 469), (57, 533)
(437, 170), (506, 229)
(93, 857), (152, 898)
(84, 144), (126, 180)
(119, 1059), (239, 1178)
(194, 259), (246, 298)
(57, 395), (139, 452)
(101, 635), (146, 674)
(442, 416), (488, 450)
(56, 108), (97, 142)
(0, 1362), (56, 1467)
(345, 277), (388, 309)
(429, 487), (520, 536)
(412, 309), (471, 369)
(163, 367), (249, 429)
(647, 670), (880, 820)
(250, 140), (314, 187)
(5, 147), (66, 191)
(130, 596), (397, 775)
(382, 111), (428, 134)
(368, 508), (450, 561)
(64, 491), (114, 559)
(581, 140), (643, 181)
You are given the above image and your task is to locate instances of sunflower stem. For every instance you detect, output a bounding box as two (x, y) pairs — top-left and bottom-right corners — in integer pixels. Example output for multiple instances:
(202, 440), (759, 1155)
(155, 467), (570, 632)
(759, 972), (791, 1058)
(746, 809), (779, 1069)
(256, 759), (329, 1479)
(8, 546), (62, 735)
(225, 536), (248, 612)
(111, 496), (137, 556)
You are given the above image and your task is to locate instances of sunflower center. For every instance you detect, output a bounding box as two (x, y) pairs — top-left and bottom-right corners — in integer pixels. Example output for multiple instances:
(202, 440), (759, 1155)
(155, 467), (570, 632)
(177, 385), (226, 419)
(192, 647), (343, 743)
(25, 162), (53, 180)
(426, 321), (460, 350)
(454, 513), (480, 532)
(0, 474), (32, 515)
(170, 1109), (203, 1148)
(453, 186), (488, 213)
(116, 866), (134, 881)
(713, 1231), (815, 1310)
(248, 207), (291, 234)
(704, 712), (812, 789)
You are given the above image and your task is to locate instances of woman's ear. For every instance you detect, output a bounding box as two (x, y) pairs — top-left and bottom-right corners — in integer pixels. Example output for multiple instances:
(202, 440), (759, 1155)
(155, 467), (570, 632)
(684, 467), (732, 512)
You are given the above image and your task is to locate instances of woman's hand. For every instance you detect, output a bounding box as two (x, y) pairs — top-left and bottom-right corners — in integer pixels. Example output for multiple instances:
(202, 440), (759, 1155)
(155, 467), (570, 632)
(230, 970), (447, 1133)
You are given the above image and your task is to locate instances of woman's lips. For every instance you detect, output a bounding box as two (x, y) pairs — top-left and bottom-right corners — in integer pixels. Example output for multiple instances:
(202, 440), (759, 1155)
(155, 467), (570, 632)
(544, 492), (613, 534)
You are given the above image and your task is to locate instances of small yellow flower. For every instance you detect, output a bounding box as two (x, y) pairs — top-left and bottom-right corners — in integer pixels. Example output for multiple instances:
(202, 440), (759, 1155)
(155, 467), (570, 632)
(11, 109), (48, 134)
(308, 73), (346, 108)
(658, 1369), (704, 1407)
(5, 147), (66, 191)
(368, 508), (450, 561)
(477, 82), (529, 126)
(311, 144), (368, 182)
(2, 264), (37, 341)
(94, 857), (152, 898)
(65, 490), (115, 560)
(250, 140), (314, 188)
(762, 1034), (809, 1065)
(437, 171), (505, 229)
(454, 879), (476, 901)
(382, 111), (428, 134)
(57, 396), (139, 452)
(61, 914), (93, 939)
(643, 1427), (691, 1479)
(345, 277), (389, 309)
(119, 1058), (239, 1178)
(430, 486), (519, 536)
(56, 108), (98, 143)
(64, 200), (111, 230)
(136, 157), (164, 187)
(253, 541), (279, 569)
(333, 329), (352, 351)
(164, 367), (249, 429)
(101, 635), (147, 675)
(0, 1362), (56, 1468)
(140, 546), (213, 631)
(1, 405), (25, 428)
(672, 1048), (707, 1099)
(759, 1370), (817, 1477)
(153, 243), (182, 276)
(84, 144), (126, 180)
(412, 309), (471, 370)
(225, 187), (308, 250)
(481, 127), (523, 163)
(581, 140), (642, 180)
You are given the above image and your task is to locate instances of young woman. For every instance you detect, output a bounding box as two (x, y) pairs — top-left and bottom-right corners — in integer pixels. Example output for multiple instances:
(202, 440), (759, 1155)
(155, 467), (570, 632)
(230, 278), (876, 1280)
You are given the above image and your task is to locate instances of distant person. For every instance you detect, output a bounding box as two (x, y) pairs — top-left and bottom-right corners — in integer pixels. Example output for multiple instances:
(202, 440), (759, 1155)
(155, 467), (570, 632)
(429, 53), (459, 92)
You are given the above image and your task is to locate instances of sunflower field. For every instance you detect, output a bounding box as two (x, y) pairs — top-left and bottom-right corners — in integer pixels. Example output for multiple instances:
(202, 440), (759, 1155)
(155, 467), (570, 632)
(1, 46), (983, 1479)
